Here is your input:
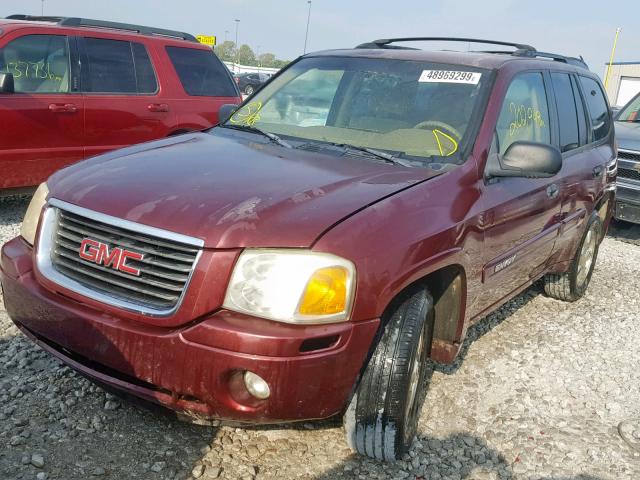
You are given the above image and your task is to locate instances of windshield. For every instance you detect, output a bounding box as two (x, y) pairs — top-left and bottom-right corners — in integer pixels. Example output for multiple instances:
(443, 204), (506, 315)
(618, 93), (640, 122)
(224, 56), (490, 163)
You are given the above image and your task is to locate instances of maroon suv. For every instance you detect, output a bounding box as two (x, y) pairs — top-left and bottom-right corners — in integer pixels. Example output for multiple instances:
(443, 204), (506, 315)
(0, 38), (616, 461)
(0, 15), (240, 192)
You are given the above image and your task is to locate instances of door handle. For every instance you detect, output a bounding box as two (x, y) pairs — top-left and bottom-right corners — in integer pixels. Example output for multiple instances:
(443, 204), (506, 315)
(148, 103), (170, 113)
(49, 103), (78, 113)
(546, 183), (559, 199)
(592, 165), (604, 178)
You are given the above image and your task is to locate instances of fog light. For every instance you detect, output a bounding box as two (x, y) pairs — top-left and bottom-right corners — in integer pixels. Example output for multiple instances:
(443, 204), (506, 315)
(243, 371), (270, 400)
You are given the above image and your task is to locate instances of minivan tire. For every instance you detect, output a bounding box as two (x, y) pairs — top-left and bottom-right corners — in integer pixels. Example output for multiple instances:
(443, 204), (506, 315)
(544, 213), (602, 302)
(343, 287), (434, 461)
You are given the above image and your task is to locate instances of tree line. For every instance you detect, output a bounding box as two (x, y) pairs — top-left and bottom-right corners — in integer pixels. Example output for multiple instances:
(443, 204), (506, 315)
(215, 41), (289, 69)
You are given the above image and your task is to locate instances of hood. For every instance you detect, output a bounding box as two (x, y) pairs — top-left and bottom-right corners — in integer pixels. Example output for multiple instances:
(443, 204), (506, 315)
(615, 121), (640, 152)
(48, 130), (438, 248)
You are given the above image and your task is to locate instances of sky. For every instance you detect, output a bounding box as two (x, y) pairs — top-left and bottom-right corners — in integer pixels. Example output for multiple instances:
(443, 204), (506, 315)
(2, 0), (639, 78)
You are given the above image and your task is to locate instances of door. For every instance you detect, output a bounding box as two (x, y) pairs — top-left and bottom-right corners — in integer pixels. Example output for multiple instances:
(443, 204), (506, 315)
(0, 33), (83, 189)
(477, 72), (562, 313)
(79, 36), (172, 158)
(546, 73), (601, 262)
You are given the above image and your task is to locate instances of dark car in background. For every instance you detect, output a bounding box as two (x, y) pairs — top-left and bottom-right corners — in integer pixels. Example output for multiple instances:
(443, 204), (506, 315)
(0, 15), (241, 193)
(613, 92), (640, 224)
(234, 71), (270, 95)
(1, 38), (615, 461)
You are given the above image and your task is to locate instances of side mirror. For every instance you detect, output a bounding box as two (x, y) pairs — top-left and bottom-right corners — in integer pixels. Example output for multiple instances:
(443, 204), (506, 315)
(218, 103), (239, 124)
(0, 72), (14, 93)
(611, 106), (621, 120)
(487, 141), (562, 179)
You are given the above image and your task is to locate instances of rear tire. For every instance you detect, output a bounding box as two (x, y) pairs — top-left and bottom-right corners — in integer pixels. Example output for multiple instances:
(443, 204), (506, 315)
(544, 214), (602, 302)
(343, 287), (434, 461)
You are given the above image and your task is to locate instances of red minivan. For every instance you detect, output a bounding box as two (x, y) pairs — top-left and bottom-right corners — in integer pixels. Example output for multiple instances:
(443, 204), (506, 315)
(1, 38), (616, 461)
(0, 15), (240, 192)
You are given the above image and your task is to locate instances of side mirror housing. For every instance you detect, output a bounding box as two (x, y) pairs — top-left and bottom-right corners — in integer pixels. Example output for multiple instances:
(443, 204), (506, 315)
(0, 72), (14, 93)
(611, 106), (621, 120)
(486, 141), (562, 179)
(218, 103), (239, 124)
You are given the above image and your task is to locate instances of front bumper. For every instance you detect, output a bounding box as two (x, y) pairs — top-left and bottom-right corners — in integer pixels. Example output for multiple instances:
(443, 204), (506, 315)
(1, 237), (379, 423)
(615, 181), (640, 224)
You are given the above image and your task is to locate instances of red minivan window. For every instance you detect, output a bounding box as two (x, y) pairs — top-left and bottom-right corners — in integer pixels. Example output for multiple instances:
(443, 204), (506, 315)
(166, 46), (236, 97)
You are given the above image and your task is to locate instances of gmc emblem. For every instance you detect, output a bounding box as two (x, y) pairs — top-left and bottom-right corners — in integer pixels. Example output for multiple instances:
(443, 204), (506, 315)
(79, 238), (144, 276)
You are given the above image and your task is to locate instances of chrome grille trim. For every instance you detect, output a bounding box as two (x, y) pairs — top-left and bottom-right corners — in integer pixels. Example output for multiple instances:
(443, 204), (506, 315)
(36, 199), (204, 317)
(618, 149), (640, 162)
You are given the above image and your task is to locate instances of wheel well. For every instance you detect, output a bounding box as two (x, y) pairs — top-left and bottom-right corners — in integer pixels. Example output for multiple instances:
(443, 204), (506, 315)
(379, 265), (465, 358)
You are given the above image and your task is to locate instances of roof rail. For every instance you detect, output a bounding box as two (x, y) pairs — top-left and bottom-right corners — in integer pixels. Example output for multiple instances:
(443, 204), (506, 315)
(355, 37), (588, 70)
(5, 15), (198, 42)
(521, 51), (589, 69)
(356, 37), (536, 53)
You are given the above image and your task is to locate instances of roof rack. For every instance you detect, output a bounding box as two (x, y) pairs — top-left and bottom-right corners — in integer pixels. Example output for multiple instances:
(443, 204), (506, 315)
(5, 15), (198, 42)
(356, 37), (588, 69)
(357, 37), (536, 54)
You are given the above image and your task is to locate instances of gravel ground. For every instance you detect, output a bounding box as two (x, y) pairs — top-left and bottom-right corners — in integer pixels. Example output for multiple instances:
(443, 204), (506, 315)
(1, 194), (640, 480)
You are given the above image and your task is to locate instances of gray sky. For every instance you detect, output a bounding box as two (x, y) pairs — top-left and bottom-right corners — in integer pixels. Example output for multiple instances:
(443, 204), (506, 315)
(2, 0), (638, 78)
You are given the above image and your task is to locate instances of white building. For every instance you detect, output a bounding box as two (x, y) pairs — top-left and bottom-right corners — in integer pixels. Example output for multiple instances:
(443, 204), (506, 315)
(604, 62), (640, 107)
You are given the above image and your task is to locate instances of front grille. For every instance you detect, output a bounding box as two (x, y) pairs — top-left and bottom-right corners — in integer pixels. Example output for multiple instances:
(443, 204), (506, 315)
(618, 150), (640, 162)
(50, 208), (200, 312)
(619, 167), (640, 182)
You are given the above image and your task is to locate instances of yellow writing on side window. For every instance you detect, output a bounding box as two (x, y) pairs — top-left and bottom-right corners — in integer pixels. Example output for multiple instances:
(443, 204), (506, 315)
(508, 102), (545, 137)
(7, 61), (63, 81)
(230, 102), (263, 127)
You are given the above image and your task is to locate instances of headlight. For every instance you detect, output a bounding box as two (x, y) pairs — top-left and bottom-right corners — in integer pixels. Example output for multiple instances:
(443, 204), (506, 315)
(223, 249), (356, 324)
(20, 182), (49, 245)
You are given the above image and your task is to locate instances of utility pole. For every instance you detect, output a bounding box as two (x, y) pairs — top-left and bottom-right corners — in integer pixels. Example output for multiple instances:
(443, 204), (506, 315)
(257, 45), (261, 67)
(234, 19), (240, 73)
(303, 1), (312, 54)
(224, 30), (229, 43)
(41, 0), (44, 16)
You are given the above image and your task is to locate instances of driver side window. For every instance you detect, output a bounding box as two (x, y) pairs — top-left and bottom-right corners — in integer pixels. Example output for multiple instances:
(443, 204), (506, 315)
(0, 34), (70, 94)
(496, 72), (551, 154)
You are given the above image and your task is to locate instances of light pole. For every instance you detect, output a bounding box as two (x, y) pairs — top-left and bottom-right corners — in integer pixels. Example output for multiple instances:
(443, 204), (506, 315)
(224, 30), (229, 43)
(41, 0), (44, 15)
(303, 1), (312, 54)
(234, 19), (240, 72)
(257, 45), (261, 67)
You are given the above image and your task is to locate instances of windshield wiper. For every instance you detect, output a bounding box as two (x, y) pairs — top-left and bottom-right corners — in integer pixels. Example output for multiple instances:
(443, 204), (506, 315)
(221, 124), (292, 148)
(315, 142), (415, 167)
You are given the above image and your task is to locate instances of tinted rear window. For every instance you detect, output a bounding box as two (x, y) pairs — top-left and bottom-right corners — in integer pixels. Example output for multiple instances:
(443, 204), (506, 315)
(82, 38), (137, 93)
(82, 38), (158, 94)
(579, 76), (611, 142)
(551, 73), (580, 152)
(132, 43), (158, 94)
(166, 46), (236, 97)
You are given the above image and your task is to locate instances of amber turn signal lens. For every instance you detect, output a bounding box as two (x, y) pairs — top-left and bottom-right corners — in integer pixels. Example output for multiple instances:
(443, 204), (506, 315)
(298, 266), (348, 316)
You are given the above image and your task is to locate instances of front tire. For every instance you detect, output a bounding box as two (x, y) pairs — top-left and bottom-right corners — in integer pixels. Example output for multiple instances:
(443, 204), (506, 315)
(343, 287), (434, 461)
(244, 85), (255, 95)
(544, 213), (602, 302)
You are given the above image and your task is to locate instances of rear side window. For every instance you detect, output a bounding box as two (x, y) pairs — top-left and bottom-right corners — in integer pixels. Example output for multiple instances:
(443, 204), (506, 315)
(550, 73), (580, 152)
(496, 72), (551, 154)
(132, 43), (157, 93)
(166, 46), (236, 97)
(572, 76), (588, 145)
(579, 76), (611, 142)
(0, 34), (70, 93)
(82, 38), (157, 94)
